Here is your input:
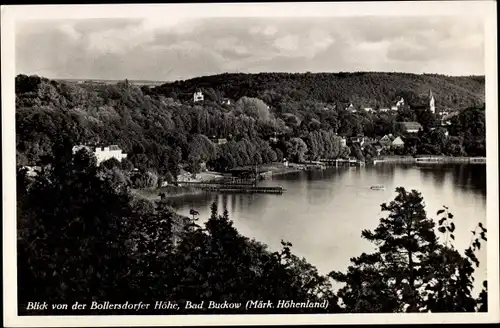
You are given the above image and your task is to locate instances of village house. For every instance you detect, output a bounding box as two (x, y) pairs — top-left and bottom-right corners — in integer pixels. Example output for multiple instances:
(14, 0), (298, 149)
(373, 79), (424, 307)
(193, 91), (204, 102)
(431, 127), (450, 137)
(221, 98), (231, 105)
(199, 161), (207, 172)
(379, 107), (390, 112)
(391, 136), (405, 148)
(268, 132), (281, 144)
(345, 103), (357, 113)
(210, 137), (228, 145)
(378, 134), (393, 148)
(269, 136), (278, 143)
(340, 136), (347, 147)
(374, 145), (383, 156)
(72, 144), (127, 166)
(391, 97), (405, 111)
(349, 136), (365, 146)
(400, 122), (423, 134)
(364, 107), (374, 113)
(363, 137), (376, 145)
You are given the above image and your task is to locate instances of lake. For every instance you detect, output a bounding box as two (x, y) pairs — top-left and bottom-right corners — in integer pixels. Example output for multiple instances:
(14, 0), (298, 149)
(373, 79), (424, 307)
(167, 164), (487, 293)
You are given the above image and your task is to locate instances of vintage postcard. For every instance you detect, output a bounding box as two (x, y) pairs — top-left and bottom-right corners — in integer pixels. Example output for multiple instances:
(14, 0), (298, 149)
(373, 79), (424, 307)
(2, 1), (499, 327)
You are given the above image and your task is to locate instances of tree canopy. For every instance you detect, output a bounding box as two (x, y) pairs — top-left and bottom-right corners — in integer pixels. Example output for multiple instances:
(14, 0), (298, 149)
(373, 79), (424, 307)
(17, 147), (488, 314)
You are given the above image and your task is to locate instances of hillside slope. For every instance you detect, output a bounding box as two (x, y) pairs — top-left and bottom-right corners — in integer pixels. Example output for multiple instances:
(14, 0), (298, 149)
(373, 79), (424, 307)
(150, 72), (485, 111)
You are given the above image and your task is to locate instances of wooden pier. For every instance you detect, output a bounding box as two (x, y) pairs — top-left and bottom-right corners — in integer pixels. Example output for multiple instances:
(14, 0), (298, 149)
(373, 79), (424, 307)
(178, 181), (254, 187)
(371, 156), (487, 164)
(319, 158), (365, 167)
(177, 181), (286, 194)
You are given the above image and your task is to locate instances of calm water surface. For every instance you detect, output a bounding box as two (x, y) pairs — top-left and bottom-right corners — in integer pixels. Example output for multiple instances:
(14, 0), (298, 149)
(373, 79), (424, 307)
(168, 164), (487, 292)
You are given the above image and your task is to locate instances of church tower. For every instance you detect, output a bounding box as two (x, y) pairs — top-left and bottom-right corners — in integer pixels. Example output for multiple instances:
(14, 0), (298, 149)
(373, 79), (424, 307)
(429, 90), (435, 114)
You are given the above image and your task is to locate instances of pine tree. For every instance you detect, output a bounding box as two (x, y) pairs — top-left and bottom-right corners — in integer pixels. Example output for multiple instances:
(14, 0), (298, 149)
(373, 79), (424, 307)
(331, 187), (488, 313)
(331, 187), (439, 312)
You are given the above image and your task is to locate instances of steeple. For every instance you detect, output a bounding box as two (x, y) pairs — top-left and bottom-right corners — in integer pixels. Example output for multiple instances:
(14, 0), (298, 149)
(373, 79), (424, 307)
(429, 89), (435, 114)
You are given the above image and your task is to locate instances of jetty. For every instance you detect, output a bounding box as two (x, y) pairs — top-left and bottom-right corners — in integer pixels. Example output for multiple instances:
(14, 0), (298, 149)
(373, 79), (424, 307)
(177, 179), (286, 194)
(415, 156), (486, 164)
(178, 181), (254, 187)
(319, 158), (366, 167)
(372, 156), (486, 164)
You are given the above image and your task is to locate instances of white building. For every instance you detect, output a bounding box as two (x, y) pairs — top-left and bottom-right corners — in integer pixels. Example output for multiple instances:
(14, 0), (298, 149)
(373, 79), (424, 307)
(193, 91), (204, 102)
(72, 144), (127, 165)
(340, 137), (347, 147)
(389, 97), (405, 111)
(346, 103), (357, 112)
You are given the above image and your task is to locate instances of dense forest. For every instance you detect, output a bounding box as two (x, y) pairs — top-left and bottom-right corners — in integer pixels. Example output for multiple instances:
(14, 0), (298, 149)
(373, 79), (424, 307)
(15, 73), (486, 189)
(17, 146), (488, 314)
(150, 72), (485, 111)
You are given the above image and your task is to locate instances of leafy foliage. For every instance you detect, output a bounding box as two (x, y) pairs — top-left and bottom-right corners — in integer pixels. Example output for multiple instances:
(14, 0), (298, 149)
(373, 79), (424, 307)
(18, 151), (488, 314)
(16, 73), (485, 176)
(17, 147), (340, 314)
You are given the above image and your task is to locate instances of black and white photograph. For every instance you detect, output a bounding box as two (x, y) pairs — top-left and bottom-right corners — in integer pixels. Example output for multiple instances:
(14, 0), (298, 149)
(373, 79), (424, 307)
(2, 1), (498, 327)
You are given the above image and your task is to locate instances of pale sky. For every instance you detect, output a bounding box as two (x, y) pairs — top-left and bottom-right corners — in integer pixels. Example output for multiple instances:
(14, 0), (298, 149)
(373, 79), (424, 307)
(15, 16), (485, 81)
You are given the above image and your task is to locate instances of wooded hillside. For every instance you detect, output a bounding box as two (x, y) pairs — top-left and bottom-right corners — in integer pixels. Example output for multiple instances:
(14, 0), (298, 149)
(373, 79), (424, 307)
(150, 72), (485, 111)
(15, 73), (486, 183)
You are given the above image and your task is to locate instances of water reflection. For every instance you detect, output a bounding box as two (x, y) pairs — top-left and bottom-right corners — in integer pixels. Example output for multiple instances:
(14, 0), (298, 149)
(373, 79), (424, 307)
(173, 164), (487, 293)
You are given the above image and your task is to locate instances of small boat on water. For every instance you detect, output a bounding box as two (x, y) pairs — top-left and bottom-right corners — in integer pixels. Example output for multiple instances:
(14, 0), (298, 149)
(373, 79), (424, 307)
(370, 185), (385, 190)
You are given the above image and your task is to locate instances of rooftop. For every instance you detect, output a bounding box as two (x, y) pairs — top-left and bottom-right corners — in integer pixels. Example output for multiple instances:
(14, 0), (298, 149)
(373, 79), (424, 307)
(400, 122), (423, 130)
(73, 144), (124, 151)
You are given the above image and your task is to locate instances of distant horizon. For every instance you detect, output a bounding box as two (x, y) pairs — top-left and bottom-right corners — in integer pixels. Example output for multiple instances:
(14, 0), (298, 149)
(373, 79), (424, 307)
(17, 70), (487, 84)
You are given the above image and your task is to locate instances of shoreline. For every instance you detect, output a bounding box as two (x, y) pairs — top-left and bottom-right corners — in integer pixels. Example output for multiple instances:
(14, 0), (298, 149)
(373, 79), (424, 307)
(372, 156), (486, 164)
(132, 186), (205, 202)
(132, 157), (485, 201)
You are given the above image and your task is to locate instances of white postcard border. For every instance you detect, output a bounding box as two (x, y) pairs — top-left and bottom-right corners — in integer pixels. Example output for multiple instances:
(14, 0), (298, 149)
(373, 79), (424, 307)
(2, 2), (498, 326)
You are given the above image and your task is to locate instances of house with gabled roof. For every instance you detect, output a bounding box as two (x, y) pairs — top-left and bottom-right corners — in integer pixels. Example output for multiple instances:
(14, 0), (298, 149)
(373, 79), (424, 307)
(379, 134), (394, 148)
(400, 122), (423, 133)
(345, 103), (357, 113)
(193, 90), (204, 102)
(391, 136), (405, 148)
